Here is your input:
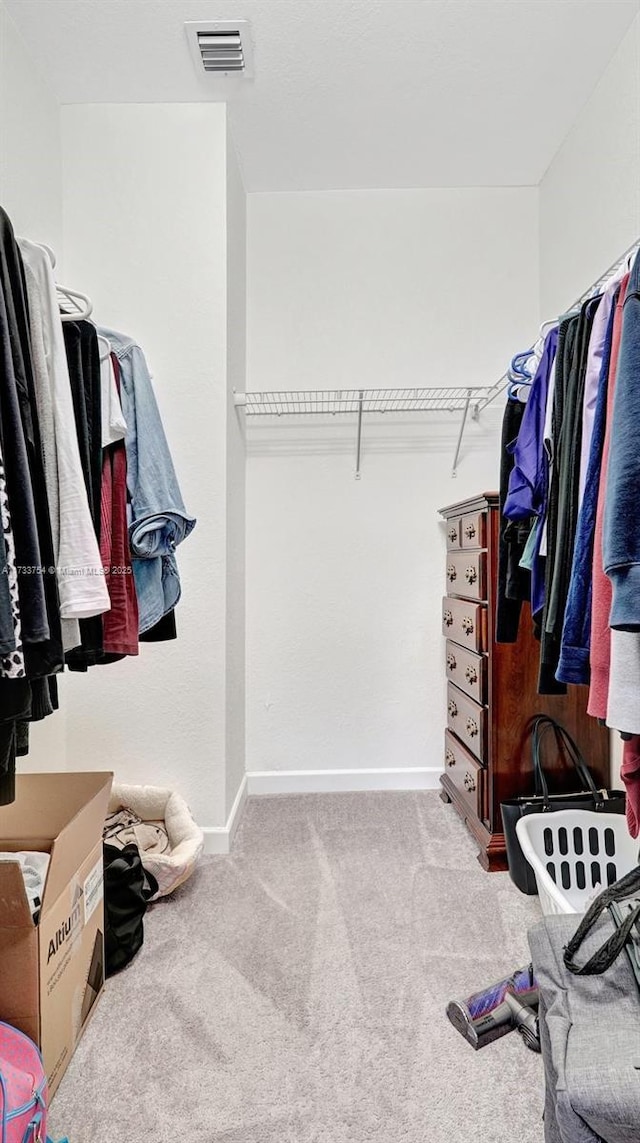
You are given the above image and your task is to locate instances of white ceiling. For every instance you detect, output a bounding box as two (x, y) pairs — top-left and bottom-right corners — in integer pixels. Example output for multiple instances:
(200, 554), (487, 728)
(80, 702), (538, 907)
(6, 0), (640, 192)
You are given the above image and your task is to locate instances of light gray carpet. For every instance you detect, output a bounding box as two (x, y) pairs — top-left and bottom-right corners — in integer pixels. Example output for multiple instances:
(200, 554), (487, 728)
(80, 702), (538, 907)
(50, 792), (544, 1142)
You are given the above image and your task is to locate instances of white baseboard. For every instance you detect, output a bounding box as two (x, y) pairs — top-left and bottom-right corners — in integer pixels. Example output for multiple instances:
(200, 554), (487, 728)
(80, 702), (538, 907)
(246, 767), (443, 796)
(201, 767), (443, 853)
(201, 774), (248, 855)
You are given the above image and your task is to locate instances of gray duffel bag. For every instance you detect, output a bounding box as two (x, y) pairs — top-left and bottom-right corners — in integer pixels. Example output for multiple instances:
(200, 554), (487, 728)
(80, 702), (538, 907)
(529, 891), (640, 1143)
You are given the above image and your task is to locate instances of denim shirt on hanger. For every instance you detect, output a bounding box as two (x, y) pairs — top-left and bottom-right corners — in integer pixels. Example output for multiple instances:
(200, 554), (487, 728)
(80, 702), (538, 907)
(98, 327), (196, 633)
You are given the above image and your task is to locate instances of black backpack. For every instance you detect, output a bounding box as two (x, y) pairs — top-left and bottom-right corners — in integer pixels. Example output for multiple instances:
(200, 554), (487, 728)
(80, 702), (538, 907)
(103, 842), (158, 976)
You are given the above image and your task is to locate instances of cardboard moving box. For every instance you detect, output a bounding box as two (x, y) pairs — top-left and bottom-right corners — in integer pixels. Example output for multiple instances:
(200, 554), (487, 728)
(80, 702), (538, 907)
(0, 772), (112, 1097)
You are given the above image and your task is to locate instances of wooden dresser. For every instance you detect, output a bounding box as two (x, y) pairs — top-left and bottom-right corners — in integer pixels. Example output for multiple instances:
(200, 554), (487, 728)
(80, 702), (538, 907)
(439, 492), (610, 872)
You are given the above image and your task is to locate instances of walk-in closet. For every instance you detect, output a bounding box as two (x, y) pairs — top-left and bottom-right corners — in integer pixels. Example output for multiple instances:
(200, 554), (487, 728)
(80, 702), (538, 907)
(0, 3), (639, 1141)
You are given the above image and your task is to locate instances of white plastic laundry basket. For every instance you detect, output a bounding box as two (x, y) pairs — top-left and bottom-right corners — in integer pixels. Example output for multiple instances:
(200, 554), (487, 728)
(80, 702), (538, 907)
(515, 810), (638, 915)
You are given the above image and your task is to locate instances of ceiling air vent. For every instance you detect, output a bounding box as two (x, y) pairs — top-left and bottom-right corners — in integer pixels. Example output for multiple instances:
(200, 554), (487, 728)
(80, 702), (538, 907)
(185, 20), (253, 79)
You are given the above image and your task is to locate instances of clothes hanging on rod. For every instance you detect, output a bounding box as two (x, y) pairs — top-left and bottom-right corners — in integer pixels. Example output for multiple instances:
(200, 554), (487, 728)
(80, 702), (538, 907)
(0, 205), (196, 804)
(101, 348), (127, 447)
(583, 277), (629, 718)
(63, 318), (111, 670)
(99, 354), (139, 659)
(502, 326), (558, 624)
(557, 292), (617, 686)
(541, 297), (600, 691)
(496, 391), (529, 643)
(18, 238), (108, 652)
(98, 327), (196, 634)
(577, 267), (626, 508)
(505, 323), (558, 402)
(497, 238), (640, 746)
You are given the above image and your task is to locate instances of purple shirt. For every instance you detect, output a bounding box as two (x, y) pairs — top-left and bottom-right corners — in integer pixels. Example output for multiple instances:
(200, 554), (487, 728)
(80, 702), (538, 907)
(503, 327), (559, 521)
(578, 275), (624, 509)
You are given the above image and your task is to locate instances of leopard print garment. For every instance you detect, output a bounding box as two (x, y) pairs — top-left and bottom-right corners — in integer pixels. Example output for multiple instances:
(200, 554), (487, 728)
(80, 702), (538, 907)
(0, 452), (25, 678)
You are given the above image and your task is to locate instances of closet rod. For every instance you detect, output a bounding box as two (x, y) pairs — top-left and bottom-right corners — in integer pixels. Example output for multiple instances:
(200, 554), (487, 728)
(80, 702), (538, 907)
(479, 234), (640, 415)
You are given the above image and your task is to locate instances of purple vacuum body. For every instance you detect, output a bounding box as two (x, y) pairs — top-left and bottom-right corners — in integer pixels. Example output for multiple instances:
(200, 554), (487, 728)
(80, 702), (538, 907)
(446, 965), (540, 1051)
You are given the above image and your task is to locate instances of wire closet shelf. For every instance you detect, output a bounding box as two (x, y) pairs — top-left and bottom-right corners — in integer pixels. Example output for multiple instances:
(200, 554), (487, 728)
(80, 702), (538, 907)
(234, 383), (504, 479)
(235, 235), (640, 479)
(236, 385), (502, 417)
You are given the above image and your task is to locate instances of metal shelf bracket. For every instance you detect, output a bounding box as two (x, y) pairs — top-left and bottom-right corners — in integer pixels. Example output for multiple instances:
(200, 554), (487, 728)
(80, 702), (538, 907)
(452, 391), (472, 479)
(355, 390), (364, 479)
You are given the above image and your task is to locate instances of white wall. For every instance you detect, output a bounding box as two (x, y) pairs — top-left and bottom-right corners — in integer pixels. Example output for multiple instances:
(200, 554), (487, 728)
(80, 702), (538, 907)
(246, 189), (539, 782)
(539, 13), (640, 786)
(0, 1), (66, 769)
(225, 134), (247, 817)
(50, 103), (230, 830)
(248, 189), (539, 392)
(540, 14), (640, 317)
(0, 2), (61, 250)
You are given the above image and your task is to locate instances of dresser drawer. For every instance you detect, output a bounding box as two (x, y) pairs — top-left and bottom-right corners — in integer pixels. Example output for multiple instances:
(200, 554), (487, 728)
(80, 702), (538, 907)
(445, 519), (460, 549)
(445, 550), (487, 601)
(460, 510), (486, 549)
(446, 683), (486, 762)
(441, 597), (486, 652)
(444, 729), (485, 822)
(445, 641), (486, 704)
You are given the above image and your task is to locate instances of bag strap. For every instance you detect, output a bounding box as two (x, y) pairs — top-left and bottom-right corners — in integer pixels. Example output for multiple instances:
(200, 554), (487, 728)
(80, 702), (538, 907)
(531, 715), (600, 804)
(532, 715), (598, 797)
(564, 866), (640, 975)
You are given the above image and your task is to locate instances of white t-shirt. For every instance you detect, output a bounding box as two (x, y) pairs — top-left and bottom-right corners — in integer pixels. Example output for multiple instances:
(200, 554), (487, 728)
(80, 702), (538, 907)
(18, 239), (110, 622)
(100, 344), (127, 448)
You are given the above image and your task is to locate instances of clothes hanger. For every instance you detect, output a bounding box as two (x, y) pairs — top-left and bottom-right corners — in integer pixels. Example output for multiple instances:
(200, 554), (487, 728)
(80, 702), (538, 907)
(18, 237), (95, 324)
(97, 334), (111, 362)
(511, 347), (534, 371)
(57, 284), (93, 322)
(508, 380), (530, 403)
(509, 353), (533, 383)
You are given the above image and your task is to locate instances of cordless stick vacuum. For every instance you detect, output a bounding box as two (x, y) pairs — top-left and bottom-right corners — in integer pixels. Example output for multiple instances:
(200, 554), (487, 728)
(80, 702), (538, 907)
(446, 965), (541, 1052)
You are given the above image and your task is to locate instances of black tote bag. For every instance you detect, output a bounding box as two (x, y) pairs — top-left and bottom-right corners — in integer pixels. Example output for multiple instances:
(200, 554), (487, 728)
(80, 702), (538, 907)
(103, 842), (158, 975)
(501, 715), (626, 895)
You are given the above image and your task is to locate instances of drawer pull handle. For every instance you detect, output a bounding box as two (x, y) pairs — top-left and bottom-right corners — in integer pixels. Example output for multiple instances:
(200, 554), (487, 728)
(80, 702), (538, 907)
(461, 616), (474, 635)
(448, 527), (458, 543)
(448, 700), (458, 718)
(447, 652), (457, 671)
(445, 749), (455, 768)
(464, 665), (477, 685)
(447, 565), (457, 582)
(466, 717), (479, 738)
(463, 771), (476, 793)
(465, 566), (478, 585)
(443, 609), (453, 627)
(464, 522), (476, 540)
